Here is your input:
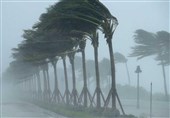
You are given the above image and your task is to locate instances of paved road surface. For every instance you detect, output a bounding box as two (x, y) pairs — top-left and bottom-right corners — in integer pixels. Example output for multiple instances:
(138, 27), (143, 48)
(1, 100), (68, 118)
(1, 83), (68, 118)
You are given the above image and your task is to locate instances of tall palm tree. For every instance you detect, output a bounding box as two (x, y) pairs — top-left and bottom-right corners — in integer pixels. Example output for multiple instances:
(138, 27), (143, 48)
(35, 66), (42, 100)
(91, 31), (105, 108)
(50, 57), (63, 103)
(130, 29), (170, 98)
(114, 52), (131, 85)
(61, 54), (70, 105)
(43, 62), (51, 102)
(102, 19), (119, 110)
(68, 50), (79, 106)
(78, 40), (90, 107)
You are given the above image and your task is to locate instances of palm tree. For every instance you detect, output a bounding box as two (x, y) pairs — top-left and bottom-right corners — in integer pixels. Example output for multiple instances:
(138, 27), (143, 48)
(50, 57), (63, 103)
(155, 32), (169, 99)
(41, 62), (51, 101)
(91, 31), (105, 108)
(78, 40), (91, 107)
(130, 29), (170, 99)
(102, 19), (119, 110)
(68, 50), (79, 106)
(114, 52), (131, 85)
(35, 66), (43, 100)
(61, 54), (70, 105)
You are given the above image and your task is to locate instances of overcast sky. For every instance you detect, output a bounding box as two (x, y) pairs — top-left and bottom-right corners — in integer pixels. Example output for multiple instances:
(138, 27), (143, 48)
(1, 0), (169, 93)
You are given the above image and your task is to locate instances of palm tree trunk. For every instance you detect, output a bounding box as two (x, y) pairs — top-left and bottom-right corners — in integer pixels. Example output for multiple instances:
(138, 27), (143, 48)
(43, 69), (48, 100)
(46, 70), (50, 91)
(94, 46), (101, 108)
(70, 55), (78, 106)
(26, 80), (28, 93)
(53, 63), (58, 92)
(125, 62), (131, 85)
(82, 49), (88, 107)
(52, 61), (61, 102)
(79, 40), (92, 107)
(161, 62), (168, 99)
(30, 78), (33, 98)
(36, 71), (42, 99)
(46, 68), (51, 101)
(24, 81), (26, 92)
(108, 39), (116, 109)
(62, 56), (70, 105)
(32, 76), (36, 99)
(72, 59), (76, 91)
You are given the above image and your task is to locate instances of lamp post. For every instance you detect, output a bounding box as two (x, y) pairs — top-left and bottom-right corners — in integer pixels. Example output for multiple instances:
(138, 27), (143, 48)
(135, 65), (142, 109)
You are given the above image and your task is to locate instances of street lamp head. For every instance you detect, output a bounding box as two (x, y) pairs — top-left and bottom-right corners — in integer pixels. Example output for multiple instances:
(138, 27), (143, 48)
(135, 65), (142, 73)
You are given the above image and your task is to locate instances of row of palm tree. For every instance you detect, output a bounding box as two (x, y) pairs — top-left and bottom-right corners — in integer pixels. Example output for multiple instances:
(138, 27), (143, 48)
(7, 0), (120, 112)
(5, 0), (168, 114)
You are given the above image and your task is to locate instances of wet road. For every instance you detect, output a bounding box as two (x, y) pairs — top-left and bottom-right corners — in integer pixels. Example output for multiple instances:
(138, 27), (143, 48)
(1, 100), (68, 118)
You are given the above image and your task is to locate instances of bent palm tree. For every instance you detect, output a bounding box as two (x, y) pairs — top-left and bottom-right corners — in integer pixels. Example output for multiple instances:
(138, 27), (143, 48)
(114, 52), (131, 85)
(130, 29), (170, 99)
(61, 54), (71, 105)
(78, 39), (92, 107)
(91, 31), (105, 108)
(103, 19), (119, 110)
(50, 57), (63, 103)
(68, 50), (79, 106)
